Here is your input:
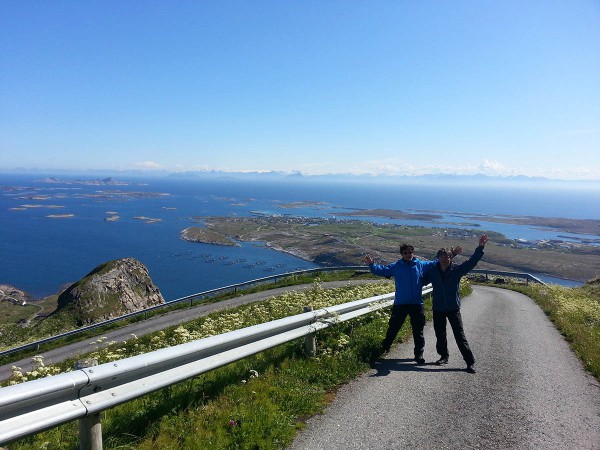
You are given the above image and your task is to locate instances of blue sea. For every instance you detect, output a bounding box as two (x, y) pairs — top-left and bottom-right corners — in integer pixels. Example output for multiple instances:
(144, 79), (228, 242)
(1, 173), (598, 299)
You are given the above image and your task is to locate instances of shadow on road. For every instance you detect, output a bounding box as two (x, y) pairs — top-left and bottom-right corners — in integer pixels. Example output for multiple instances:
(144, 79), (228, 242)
(369, 358), (466, 377)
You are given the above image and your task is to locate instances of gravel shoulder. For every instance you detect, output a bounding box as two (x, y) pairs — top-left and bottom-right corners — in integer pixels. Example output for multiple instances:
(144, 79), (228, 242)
(289, 285), (600, 450)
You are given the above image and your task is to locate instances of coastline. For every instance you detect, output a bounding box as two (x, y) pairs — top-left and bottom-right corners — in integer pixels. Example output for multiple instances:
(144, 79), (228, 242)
(2, 174), (599, 298)
(189, 216), (599, 283)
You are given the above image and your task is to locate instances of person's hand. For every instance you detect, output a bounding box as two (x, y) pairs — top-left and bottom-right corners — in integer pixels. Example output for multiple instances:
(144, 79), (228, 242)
(364, 253), (375, 264)
(451, 246), (463, 257)
(479, 235), (489, 247)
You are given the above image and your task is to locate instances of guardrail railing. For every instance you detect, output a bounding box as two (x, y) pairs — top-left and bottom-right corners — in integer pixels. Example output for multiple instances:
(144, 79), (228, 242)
(469, 269), (546, 285)
(0, 266), (544, 359)
(2, 286), (433, 448)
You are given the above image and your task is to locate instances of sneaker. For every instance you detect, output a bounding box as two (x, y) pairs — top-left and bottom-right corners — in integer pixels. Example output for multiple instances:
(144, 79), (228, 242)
(435, 357), (449, 365)
(414, 357), (426, 365)
(466, 364), (476, 373)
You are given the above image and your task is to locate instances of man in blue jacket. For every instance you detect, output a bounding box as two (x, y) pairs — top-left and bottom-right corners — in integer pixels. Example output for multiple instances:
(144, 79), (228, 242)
(365, 243), (442, 364)
(423, 234), (489, 374)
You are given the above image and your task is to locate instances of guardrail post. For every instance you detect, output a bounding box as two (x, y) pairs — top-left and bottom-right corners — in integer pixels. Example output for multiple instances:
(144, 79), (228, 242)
(303, 306), (316, 357)
(75, 359), (103, 450)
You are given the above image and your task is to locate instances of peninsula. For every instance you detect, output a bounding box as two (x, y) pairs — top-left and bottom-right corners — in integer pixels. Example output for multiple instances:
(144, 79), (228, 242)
(181, 216), (600, 282)
(181, 226), (239, 246)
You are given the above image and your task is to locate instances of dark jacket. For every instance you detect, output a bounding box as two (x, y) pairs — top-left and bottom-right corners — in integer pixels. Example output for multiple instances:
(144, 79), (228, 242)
(369, 257), (437, 305)
(423, 246), (484, 311)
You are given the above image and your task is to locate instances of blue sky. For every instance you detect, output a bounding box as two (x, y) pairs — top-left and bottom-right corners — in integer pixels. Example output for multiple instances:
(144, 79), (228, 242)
(1, 1), (599, 180)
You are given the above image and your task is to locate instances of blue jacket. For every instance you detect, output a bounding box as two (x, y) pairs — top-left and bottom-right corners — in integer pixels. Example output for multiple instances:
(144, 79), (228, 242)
(423, 246), (484, 311)
(369, 257), (437, 305)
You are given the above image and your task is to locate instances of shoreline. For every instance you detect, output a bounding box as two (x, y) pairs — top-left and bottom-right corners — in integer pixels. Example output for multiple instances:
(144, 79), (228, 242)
(2, 176), (598, 299)
(190, 216), (599, 283)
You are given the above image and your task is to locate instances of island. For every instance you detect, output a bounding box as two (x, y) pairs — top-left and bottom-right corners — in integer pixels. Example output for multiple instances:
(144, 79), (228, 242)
(133, 216), (163, 224)
(46, 214), (74, 218)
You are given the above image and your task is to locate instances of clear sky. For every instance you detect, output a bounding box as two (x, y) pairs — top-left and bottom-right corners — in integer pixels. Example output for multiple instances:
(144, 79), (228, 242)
(1, 1), (599, 180)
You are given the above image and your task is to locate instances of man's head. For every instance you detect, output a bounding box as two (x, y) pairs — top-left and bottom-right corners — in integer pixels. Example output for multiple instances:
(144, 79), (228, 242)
(436, 248), (452, 268)
(399, 243), (415, 262)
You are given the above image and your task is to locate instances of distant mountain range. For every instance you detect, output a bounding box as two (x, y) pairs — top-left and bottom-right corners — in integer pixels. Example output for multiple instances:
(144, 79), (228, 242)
(165, 170), (600, 187)
(2, 167), (599, 187)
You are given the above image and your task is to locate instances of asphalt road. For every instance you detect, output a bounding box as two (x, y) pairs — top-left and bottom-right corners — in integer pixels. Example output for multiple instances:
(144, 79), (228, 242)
(0, 279), (382, 381)
(288, 285), (600, 450)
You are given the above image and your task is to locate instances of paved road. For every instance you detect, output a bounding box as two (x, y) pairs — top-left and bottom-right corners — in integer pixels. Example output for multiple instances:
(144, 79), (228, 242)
(289, 285), (600, 450)
(0, 280), (383, 380)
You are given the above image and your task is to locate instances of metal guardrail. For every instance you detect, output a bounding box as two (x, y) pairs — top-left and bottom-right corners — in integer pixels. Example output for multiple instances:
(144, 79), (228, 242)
(1, 287), (431, 446)
(0, 267), (544, 359)
(470, 269), (546, 285)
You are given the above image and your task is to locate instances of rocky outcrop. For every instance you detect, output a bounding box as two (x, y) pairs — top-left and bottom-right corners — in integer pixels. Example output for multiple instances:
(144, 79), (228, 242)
(0, 285), (32, 306)
(55, 258), (165, 325)
(181, 226), (239, 246)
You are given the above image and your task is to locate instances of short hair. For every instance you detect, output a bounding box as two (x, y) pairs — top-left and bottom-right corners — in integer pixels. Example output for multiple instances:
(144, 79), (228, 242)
(399, 243), (414, 254)
(436, 248), (451, 258)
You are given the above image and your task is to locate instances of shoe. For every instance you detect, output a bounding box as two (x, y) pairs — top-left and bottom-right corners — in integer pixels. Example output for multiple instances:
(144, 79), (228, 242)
(435, 357), (449, 365)
(414, 357), (426, 365)
(466, 364), (476, 373)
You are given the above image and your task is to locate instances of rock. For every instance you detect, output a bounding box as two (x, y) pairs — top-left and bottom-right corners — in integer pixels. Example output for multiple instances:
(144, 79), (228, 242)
(55, 258), (165, 325)
(0, 285), (33, 305)
(586, 275), (600, 286)
(469, 275), (489, 283)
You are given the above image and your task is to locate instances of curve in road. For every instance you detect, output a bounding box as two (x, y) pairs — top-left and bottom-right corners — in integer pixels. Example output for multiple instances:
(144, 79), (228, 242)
(289, 285), (600, 450)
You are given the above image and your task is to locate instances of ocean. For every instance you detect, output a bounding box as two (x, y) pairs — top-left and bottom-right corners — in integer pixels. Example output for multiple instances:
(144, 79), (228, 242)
(1, 173), (598, 299)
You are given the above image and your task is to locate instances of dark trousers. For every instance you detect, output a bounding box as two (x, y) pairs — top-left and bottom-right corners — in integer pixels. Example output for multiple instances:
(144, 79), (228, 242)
(433, 309), (475, 365)
(382, 304), (425, 358)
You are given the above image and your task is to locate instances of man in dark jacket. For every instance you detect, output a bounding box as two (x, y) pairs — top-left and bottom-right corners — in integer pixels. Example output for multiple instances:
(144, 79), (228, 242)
(365, 244), (441, 364)
(423, 234), (489, 373)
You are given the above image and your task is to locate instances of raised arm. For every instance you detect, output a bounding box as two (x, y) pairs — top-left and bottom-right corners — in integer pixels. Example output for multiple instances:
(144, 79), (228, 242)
(451, 246), (463, 257)
(455, 235), (488, 275)
(479, 234), (489, 247)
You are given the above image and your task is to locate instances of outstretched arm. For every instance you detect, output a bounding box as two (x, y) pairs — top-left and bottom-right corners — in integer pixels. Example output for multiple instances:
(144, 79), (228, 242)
(454, 235), (488, 276)
(365, 253), (394, 277)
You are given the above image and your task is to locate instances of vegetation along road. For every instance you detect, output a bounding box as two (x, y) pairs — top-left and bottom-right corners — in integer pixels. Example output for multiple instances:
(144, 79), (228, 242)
(289, 286), (600, 450)
(0, 280), (382, 381)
